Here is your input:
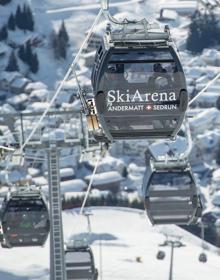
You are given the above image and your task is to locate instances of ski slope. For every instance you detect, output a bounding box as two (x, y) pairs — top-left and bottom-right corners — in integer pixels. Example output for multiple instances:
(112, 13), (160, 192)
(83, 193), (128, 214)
(0, 207), (220, 280)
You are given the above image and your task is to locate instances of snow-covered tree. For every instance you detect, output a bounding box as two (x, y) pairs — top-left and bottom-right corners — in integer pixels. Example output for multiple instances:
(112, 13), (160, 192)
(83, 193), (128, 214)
(0, 25), (8, 41)
(187, 11), (220, 53)
(5, 51), (19, 72)
(18, 44), (26, 62)
(24, 4), (34, 31)
(58, 21), (69, 44)
(57, 36), (67, 59)
(30, 53), (39, 73)
(15, 5), (23, 29)
(51, 21), (70, 59)
(26, 42), (33, 64)
(50, 30), (59, 59)
(8, 13), (16, 31)
(15, 4), (35, 31)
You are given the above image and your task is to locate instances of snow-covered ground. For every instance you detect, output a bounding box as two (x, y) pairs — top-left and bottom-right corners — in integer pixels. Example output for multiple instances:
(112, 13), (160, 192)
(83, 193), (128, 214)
(1, 207), (220, 280)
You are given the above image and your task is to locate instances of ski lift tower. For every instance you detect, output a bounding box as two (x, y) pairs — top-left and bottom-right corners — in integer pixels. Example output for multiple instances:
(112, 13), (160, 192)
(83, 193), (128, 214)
(0, 110), (93, 280)
(157, 234), (186, 280)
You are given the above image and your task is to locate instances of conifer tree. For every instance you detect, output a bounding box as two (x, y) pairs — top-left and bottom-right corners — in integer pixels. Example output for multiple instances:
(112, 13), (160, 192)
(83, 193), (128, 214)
(8, 13), (16, 31)
(50, 30), (59, 59)
(30, 53), (39, 73)
(58, 21), (69, 44)
(25, 41), (33, 65)
(0, 25), (8, 41)
(187, 10), (220, 53)
(5, 51), (19, 72)
(51, 22), (70, 60)
(57, 37), (67, 59)
(25, 4), (34, 31)
(15, 4), (35, 31)
(15, 5), (23, 29)
(216, 97), (220, 111)
(18, 44), (26, 62)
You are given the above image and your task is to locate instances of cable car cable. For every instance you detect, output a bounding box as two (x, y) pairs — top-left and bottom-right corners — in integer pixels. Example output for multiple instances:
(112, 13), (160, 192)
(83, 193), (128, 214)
(79, 149), (105, 215)
(73, 69), (90, 115)
(189, 72), (220, 106)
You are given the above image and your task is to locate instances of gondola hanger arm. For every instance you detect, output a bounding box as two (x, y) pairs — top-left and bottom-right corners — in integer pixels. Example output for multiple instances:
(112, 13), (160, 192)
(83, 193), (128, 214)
(101, 0), (109, 10)
(101, 0), (143, 25)
(101, 0), (123, 24)
(179, 118), (193, 160)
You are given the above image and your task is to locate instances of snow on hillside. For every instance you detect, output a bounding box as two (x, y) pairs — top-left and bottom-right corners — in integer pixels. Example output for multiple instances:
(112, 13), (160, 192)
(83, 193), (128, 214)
(1, 208), (220, 280)
(0, 0), (192, 88)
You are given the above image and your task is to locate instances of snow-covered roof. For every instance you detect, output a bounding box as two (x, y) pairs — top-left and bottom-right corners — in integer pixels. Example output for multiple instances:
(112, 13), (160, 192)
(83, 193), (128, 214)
(196, 130), (220, 149)
(149, 136), (187, 158)
(28, 167), (41, 177)
(212, 169), (220, 180)
(25, 101), (50, 112)
(96, 156), (125, 175)
(25, 82), (47, 93)
(196, 83), (220, 92)
(0, 170), (29, 184)
(60, 168), (75, 178)
(160, 1), (197, 15)
(11, 77), (30, 89)
(0, 71), (22, 83)
(196, 75), (210, 84)
(61, 78), (78, 91)
(60, 179), (87, 193)
(189, 108), (219, 128)
(7, 93), (28, 105)
(127, 163), (146, 174)
(160, 9), (178, 20)
(196, 92), (219, 104)
(212, 191), (220, 206)
(185, 67), (204, 79)
(1, 103), (17, 114)
(202, 49), (220, 66)
(85, 171), (123, 187)
(32, 176), (48, 186)
(30, 89), (50, 100)
(63, 191), (85, 200)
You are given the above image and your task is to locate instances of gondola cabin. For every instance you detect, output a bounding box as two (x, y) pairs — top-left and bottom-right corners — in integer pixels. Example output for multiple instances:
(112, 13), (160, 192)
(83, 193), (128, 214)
(1, 189), (50, 248)
(142, 158), (202, 225)
(90, 21), (188, 142)
(65, 244), (98, 280)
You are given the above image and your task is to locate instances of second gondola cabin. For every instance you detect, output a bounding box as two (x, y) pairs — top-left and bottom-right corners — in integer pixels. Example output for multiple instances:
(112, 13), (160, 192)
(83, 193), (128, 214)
(90, 20), (188, 142)
(142, 158), (202, 225)
(65, 244), (98, 280)
(1, 189), (50, 248)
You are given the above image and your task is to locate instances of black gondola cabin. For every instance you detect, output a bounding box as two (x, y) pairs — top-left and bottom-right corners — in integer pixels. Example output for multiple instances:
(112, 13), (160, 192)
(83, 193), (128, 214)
(1, 189), (50, 248)
(90, 21), (188, 142)
(142, 158), (202, 225)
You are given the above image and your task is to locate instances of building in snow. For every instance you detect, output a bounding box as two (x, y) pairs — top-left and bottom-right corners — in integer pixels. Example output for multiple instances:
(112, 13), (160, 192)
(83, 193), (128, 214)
(0, 71), (22, 91)
(85, 171), (123, 193)
(11, 77), (31, 94)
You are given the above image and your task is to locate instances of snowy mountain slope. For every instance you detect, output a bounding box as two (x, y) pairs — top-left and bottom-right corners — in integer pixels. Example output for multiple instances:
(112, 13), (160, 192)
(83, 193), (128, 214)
(0, 0), (181, 88)
(65, 208), (220, 280)
(1, 207), (220, 280)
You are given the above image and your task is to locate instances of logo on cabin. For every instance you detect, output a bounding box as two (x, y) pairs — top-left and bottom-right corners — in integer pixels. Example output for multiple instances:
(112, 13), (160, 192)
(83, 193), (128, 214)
(106, 90), (178, 112)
